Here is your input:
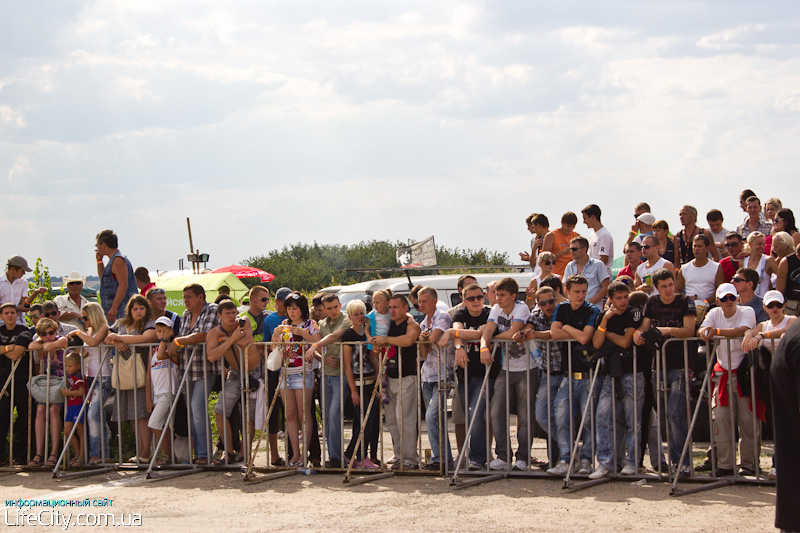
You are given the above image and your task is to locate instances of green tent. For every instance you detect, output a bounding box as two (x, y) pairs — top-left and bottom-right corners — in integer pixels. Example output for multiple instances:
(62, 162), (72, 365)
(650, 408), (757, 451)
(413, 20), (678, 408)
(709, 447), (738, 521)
(611, 255), (625, 279)
(155, 273), (248, 315)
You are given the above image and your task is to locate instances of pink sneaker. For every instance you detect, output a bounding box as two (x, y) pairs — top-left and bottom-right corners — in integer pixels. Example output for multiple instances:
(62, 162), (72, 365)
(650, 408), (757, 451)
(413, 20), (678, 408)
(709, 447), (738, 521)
(360, 458), (379, 469)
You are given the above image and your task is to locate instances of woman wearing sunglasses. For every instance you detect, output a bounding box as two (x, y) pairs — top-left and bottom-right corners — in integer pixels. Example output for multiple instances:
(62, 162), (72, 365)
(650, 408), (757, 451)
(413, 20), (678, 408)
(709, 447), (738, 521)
(66, 303), (110, 465)
(526, 252), (558, 306)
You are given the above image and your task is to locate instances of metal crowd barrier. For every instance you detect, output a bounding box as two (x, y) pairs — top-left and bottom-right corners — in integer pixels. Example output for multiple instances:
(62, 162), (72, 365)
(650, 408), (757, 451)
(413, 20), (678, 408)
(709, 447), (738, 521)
(2, 333), (778, 496)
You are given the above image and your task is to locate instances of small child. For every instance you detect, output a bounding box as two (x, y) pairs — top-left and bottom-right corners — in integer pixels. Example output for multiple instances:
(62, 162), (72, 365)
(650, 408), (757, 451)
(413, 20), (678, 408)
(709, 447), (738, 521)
(366, 290), (392, 404)
(61, 351), (85, 467)
(148, 316), (180, 464)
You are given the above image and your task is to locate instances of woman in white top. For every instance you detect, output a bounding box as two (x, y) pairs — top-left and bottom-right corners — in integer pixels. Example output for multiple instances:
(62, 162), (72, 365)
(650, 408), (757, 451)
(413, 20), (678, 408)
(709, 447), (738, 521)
(743, 232), (778, 298)
(526, 252), (558, 305)
(742, 291), (797, 353)
(66, 302), (110, 465)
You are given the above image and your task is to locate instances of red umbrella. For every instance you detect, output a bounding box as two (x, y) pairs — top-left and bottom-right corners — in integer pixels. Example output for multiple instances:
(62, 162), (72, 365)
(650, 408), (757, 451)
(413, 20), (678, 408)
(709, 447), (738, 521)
(211, 265), (276, 282)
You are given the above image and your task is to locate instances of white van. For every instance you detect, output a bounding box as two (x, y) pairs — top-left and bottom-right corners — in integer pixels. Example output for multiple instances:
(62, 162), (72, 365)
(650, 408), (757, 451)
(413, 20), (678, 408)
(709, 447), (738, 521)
(327, 271), (534, 319)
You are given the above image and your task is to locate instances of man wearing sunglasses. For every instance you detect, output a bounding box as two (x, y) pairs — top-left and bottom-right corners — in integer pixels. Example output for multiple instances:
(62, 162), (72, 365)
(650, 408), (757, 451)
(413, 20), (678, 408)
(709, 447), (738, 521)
(54, 271), (89, 330)
(564, 237), (610, 306)
(720, 232), (746, 282)
(732, 268), (768, 323)
(635, 235), (675, 296)
(34, 301), (78, 339)
(699, 283), (758, 477)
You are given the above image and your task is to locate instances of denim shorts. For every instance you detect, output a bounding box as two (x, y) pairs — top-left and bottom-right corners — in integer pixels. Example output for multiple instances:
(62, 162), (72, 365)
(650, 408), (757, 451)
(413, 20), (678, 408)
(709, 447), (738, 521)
(284, 371), (314, 390)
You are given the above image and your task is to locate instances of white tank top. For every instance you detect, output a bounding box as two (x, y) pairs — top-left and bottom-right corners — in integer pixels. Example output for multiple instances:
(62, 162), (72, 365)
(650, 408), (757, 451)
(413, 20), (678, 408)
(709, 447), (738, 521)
(681, 259), (719, 301)
(637, 257), (668, 296)
(84, 345), (112, 378)
(745, 255), (770, 298)
(762, 315), (791, 353)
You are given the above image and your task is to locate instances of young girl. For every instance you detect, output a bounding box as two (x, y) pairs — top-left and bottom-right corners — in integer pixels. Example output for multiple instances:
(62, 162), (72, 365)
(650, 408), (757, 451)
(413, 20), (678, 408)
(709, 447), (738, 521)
(526, 252), (558, 305)
(67, 302), (110, 465)
(366, 290), (392, 405)
(271, 292), (321, 467)
(61, 351), (85, 467)
(104, 295), (157, 463)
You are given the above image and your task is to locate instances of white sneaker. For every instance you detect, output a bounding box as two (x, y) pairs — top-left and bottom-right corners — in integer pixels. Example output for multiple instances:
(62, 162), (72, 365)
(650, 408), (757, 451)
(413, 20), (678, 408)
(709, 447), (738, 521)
(489, 458), (508, 470)
(620, 464), (637, 476)
(588, 465), (611, 480)
(578, 459), (592, 475)
(512, 459), (527, 471)
(547, 461), (570, 476)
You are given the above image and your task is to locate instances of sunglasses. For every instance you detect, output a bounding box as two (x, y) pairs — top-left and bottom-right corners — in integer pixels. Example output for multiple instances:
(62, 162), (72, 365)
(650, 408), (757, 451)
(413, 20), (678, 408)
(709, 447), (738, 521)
(258, 297), (269, 303)
(43, 330), (56, 337)
(81, 315), (90, 320)
(44, 310), (58, 317)
(537, 298), (556, 306)
(29, 314), (41, 319)
(724, 242), (739, 248)
(767, 302), (784, 309)
(412, 303), (420, 310)
(732, 277), (745, 283)
(287, 293), (300, 300)
(67, 281), (82, 286)
(149, 288), (166, 295)
(569, 247), (581, 252)
(463, 295), (484, 302)
(719, 294), (737, 303)
(641, 244), (653, 250)
(541, 261), (555, 266)
(619, 279), (632, 286)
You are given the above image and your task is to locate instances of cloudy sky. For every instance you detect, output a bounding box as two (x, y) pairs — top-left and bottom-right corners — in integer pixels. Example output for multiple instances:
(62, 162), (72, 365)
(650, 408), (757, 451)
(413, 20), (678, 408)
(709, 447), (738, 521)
(2, 1), (799, 280)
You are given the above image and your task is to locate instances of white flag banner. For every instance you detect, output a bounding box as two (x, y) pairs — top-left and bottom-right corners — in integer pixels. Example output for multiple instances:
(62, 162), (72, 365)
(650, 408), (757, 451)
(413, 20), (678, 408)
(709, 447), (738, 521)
(396, 236), (437, 268)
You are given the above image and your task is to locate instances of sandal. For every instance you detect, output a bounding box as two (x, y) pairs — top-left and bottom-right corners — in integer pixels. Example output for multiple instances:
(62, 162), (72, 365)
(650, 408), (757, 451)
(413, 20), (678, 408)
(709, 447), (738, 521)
(88, 458), (101, 466)
(194, 457), (208, 465)
(28, 454), (43, 467)
(69, 458), (84, 468)
(45, 455), (57, 467)
(271, 457), (286, 467)
(156, 457), (170, 466)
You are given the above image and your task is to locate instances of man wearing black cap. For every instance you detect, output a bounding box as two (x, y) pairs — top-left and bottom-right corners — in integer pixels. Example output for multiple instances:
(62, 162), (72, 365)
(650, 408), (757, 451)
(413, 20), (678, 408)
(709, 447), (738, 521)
(1, 255), (46, 326)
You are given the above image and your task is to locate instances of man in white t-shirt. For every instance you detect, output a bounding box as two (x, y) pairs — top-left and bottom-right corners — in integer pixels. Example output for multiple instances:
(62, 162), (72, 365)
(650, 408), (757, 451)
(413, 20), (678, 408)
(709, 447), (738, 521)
(635, 235), (675, 296)
(706, 209), (730, 258)
(582, 204), (614, 279)
(698, 283), (758, 476)
(480, 277), (536, 471)
(0, 255), (46, 326)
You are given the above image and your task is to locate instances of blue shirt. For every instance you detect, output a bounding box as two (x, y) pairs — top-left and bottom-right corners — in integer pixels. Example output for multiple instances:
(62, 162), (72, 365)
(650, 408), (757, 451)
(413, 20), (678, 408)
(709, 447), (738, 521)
(263, 312), (287, 340)
(564, 257), (610, 301)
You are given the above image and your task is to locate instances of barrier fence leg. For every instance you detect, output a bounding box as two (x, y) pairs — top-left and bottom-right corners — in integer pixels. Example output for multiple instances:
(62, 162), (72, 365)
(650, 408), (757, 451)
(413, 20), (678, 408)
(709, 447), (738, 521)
(564, 359), (603, 491)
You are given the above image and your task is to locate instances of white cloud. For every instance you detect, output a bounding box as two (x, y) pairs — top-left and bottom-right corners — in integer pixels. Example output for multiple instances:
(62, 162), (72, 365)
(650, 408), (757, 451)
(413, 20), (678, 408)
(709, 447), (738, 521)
(8, 156), (32, 182)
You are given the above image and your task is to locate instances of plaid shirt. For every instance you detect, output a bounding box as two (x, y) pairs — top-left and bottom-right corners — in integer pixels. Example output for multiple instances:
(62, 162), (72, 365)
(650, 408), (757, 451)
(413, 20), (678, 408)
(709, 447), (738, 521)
(178, 302), (220, 382)
(527, 306), (563, 373)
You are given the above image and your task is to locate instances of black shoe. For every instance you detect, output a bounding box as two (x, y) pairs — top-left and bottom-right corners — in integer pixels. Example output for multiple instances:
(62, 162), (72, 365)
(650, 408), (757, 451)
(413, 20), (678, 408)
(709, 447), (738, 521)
(659, 462), (670, 473)
(369, 458), (381, 467)
(716, 468), (735, 477)
(311, 460), (321, 468)
(324, 460), (342, 469)
(423, 462), (441, 471)
(738, 467), (756, 476)
(271, 457), (286, 467)
(695, 460), (713, 472)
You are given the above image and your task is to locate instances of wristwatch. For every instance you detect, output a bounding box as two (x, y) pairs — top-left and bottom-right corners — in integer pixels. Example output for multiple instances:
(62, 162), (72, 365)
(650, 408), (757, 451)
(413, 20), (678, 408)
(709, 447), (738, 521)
(454, 344), (464, 350)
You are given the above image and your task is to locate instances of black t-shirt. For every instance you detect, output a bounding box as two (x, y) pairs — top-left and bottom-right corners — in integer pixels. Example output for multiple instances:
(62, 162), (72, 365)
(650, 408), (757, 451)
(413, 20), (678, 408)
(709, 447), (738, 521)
(452, 306), (498, 380)
(341, 328), (373, 377)
(598, 307), (643, 374)
(644, 294), (696, 369)
(385, 319), (418, 379)
(0, 324), (33, 383)
(554, 302), (600, 373)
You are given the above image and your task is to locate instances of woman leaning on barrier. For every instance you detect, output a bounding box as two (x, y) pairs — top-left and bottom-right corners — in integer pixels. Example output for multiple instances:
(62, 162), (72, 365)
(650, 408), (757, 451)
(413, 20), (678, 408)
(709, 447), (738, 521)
(104, 295), (157, 462)
(66, 302), (110, 465)
(271, 292), (321, 467)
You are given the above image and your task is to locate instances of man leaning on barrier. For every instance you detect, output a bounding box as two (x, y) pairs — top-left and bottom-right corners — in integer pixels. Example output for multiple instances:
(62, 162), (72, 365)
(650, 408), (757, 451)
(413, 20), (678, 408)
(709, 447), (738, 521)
(167, 284), (220, 465)
(547, 274), (600, 476)
(373, 293), (420, 470)
(588, 281), (644, 479)
(633, 268), (696, 479)
(0, 302), (34, 466)
(698, 283), (758, 477)
(440, 282), (492, 470)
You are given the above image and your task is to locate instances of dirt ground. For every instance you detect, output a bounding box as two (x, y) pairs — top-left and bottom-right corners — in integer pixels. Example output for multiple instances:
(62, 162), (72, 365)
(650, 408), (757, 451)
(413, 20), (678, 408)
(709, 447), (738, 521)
(0, 461), (777, 532)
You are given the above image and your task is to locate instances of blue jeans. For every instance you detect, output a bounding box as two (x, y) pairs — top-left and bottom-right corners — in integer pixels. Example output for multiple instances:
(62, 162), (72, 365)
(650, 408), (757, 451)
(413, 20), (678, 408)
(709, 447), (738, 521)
(666, 369), (690, 467)
(324, 375), (350, 463)
(188, 375), (216, 461)
(536, 370), (562, 465)
(555, 375), (600, 463)
(87, 376), (113, 460)
(422, 381), (453, 467)
(596, 373), (644, 470)
(458, 375), (493, 466)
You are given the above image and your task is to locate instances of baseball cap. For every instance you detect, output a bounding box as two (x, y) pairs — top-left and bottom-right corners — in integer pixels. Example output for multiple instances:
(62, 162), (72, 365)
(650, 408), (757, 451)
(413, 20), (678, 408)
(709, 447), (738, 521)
(7, 255), (32, 272)
(275, 287), (293, 303)
(155, 316), (174, 328)
(763, 290), (785, 306)
(715, 283), (738, 300)
(637, 213), (656, 226)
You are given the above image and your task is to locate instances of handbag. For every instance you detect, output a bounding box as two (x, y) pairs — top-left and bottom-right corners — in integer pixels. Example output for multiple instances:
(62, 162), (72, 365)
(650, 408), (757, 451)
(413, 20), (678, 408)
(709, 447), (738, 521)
(112, 351), (146, 390)
(266, 347), (284, 372)
(28, 374), (64, 405)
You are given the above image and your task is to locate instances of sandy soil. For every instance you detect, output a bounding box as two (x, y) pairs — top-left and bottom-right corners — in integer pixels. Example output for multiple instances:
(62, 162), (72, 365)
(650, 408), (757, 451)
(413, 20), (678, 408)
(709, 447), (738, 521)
(0, 463), (776, 532)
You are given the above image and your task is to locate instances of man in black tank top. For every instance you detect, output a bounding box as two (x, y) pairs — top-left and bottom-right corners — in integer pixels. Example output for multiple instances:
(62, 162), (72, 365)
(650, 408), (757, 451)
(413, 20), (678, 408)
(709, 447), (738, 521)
(373, 294), (421, 469)
(676, 205), (719, 267)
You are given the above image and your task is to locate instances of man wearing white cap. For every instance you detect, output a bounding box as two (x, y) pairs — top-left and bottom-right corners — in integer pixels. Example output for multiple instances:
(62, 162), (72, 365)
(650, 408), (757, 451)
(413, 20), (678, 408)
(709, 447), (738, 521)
(0, 255), (46, 325)
(698, 283), (758, 476)
(633, 213), (656, 246)
(55, 272), (88, 330)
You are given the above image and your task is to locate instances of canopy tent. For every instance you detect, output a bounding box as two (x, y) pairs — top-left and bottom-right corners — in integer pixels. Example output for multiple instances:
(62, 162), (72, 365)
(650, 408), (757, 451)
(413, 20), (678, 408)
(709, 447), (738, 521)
(210, 264), (276, 282)
(611, 255), (624, 279)
(154, 273), (248, 315)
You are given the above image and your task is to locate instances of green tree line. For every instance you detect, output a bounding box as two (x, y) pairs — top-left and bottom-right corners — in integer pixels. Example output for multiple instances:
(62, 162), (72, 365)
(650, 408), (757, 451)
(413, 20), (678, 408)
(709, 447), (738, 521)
(242, 240), (510, 292)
